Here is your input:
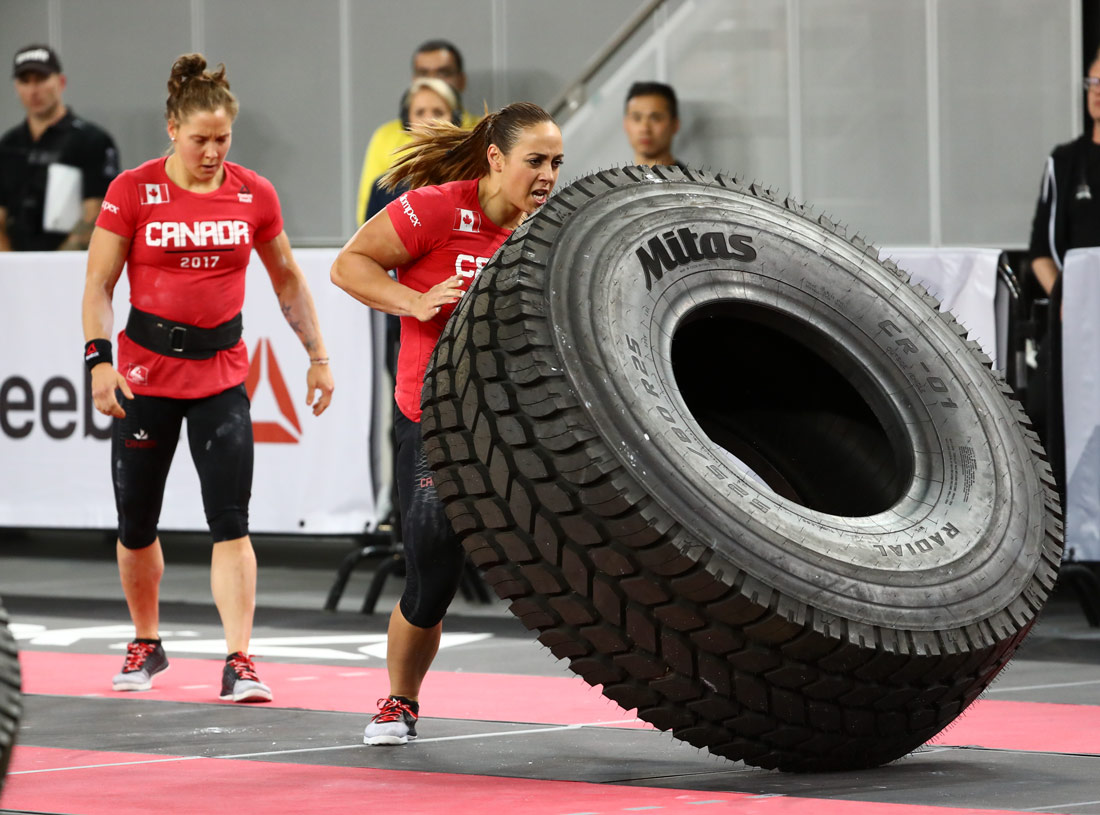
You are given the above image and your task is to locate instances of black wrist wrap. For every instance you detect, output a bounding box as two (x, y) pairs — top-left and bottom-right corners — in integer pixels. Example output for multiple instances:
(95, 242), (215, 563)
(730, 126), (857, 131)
(85, 339), (113, 370)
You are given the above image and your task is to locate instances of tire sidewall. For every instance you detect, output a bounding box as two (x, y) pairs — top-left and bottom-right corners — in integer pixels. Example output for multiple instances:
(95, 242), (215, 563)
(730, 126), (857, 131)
(541, 177), (1044, 631)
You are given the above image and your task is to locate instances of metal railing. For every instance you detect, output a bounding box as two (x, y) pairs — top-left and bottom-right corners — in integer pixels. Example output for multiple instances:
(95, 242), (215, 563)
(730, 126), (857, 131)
(546, 0), (668, 122)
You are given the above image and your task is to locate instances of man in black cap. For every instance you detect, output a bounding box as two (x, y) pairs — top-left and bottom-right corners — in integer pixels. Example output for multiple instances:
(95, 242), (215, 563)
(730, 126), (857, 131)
(0, 44), (119, 251)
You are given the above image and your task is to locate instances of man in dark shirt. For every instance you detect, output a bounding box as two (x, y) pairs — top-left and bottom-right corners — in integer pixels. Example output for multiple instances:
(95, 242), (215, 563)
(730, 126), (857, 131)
(623, 81), (688, 171)
(0, 44), (119, 251)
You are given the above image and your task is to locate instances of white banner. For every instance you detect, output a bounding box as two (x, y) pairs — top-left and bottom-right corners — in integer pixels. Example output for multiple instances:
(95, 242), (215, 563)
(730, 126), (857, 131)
(1063, 247), (1100, 561)
(0, 248), (377, 534)
(880, 247), (1000, 368)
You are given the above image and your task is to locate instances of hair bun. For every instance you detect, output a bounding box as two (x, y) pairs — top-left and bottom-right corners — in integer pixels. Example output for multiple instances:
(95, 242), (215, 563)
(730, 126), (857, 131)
(168, 53), (208, 97)
(164, 53), (236, 123)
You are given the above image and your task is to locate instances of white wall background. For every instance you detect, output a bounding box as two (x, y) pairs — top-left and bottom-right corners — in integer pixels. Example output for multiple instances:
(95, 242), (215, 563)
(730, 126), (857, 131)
(561, 0), (1081, 249)
(0, 0), (1085, 249)
(0, 0), (642, 245)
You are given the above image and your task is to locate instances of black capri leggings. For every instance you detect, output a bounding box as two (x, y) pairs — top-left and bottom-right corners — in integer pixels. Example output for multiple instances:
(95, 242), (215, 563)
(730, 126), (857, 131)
(112, 384), (253, 549)
(394, 406), (465, 628)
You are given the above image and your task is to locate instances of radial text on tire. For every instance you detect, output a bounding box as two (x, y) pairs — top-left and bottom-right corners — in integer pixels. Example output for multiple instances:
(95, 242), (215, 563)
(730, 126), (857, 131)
(420, 165), (1062, 772)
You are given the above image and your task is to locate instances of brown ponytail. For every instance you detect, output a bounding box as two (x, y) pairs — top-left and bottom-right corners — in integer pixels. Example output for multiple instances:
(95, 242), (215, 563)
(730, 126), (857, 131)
(380, 101), (554, 191)
(165, 53), (239, 124)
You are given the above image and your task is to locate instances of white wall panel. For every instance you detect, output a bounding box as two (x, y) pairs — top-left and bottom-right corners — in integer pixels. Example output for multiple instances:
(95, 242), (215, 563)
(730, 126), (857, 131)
(0, 0), (638, 245)
(938, 0), (1077, 246)
(799, 0), (931, 245)
(55, 0), (191, 180)
(667, 0), (790, 188)
(203, 1), (344, 245)
(0, 0), (1084, 248)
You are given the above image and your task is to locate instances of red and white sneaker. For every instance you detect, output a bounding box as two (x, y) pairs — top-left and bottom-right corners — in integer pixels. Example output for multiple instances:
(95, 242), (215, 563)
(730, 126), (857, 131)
(363, 696), (419, 745)
(112, 639), (169, 691)
(219, 652), (272, 703)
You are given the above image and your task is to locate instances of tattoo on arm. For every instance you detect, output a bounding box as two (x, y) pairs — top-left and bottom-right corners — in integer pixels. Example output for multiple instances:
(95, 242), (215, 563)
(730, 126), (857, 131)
(280, 298), (319, 354)
(280, 300), (304, 336)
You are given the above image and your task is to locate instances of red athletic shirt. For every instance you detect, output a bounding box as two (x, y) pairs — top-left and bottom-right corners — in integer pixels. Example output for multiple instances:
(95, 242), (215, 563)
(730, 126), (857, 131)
(96, 158), (283, 398)
(387, 178), (511, 422)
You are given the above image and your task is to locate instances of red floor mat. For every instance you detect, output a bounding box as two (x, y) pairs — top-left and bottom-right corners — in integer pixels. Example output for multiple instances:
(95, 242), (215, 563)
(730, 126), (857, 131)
(18, 650), (646, 726)
(18, 650), (1100, 754)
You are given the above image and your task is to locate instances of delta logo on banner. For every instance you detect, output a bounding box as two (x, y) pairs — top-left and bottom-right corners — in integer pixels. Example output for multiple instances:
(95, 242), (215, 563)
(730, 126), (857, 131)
(245, 338), (302, 443)
(453, 208), (480, 233)
(140, 183), (170, 205)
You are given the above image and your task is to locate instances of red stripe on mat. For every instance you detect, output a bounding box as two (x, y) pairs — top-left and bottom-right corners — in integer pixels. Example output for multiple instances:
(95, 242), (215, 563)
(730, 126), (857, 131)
(19, 651), (1100, 755)
(0, 745), (1038, 815)
(18, 650), (646, 727)
(928, 699), (1100, 754)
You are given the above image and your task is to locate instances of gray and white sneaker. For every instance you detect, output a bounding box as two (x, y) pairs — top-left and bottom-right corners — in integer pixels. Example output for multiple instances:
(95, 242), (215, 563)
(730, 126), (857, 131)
(363, 696), (419, 745)
(219, 652), (273, 703)
(112, 639), (169, 691)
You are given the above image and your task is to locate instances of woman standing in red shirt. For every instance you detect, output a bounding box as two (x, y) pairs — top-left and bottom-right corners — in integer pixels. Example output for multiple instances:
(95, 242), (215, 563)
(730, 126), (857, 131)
(82, 54), (335, 703)
(332, 101), (563, 744)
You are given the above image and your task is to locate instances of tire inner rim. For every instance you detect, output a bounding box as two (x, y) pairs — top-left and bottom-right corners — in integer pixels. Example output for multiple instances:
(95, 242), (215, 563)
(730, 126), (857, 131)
(671, 300), (915, 517)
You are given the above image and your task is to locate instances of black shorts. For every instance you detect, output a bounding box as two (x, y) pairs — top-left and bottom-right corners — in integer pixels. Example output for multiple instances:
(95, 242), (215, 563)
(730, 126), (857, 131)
(111, 383), (253, 549)
(393, 405), (465, 628)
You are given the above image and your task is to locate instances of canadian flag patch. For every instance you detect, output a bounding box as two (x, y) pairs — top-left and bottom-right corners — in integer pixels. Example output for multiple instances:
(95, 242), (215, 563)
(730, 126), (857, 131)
(140, 183), (170, 205)
(453, 208), (480, 233)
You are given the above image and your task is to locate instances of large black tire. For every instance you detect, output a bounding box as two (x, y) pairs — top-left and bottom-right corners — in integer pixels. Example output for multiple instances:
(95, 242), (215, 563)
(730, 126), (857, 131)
(421, 166), (1062, 771)
(0, 598), (21, 792)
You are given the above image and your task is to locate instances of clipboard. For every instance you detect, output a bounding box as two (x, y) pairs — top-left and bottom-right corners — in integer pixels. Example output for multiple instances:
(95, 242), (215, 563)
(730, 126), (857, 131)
(42, 162), (83, 233)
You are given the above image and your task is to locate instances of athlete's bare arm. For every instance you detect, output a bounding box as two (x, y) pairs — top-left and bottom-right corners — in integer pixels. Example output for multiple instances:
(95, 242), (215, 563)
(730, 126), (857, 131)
(59, 198), (104, 251)
(255, 230), (335, 416)
(1031, 256), (1059, 296)
(82, 226), (134, 418)
(330, 209), (463, 321)
(0, 206), (11, 252)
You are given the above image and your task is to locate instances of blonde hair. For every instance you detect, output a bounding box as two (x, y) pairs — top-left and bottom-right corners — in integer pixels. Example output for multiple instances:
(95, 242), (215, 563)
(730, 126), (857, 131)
(406, 77), (460, 119)
(165, 53), (239, 124)
(381, 101), (554, 191)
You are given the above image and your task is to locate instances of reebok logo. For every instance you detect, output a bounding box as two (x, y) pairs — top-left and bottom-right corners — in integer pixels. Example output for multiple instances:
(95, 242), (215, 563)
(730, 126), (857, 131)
(238, 184), (253, 204)
(636, 228), (757, 291)
(245, 338), (301, 444)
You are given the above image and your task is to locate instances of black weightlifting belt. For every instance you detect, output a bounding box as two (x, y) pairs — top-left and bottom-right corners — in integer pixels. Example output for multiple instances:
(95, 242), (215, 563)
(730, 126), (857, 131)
(125, 307), (243, 360)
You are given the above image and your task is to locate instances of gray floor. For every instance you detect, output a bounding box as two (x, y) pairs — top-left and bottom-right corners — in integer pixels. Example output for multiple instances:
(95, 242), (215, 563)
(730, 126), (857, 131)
(4, 530), (1100, 814)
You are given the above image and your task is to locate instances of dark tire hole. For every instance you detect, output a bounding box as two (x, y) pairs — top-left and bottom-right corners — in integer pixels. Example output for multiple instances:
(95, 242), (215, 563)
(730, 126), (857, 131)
(672, 301), (914, 516)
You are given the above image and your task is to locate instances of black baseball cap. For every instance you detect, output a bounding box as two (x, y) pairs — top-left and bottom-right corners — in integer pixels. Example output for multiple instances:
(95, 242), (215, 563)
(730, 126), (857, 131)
(12, 44), (62, 78)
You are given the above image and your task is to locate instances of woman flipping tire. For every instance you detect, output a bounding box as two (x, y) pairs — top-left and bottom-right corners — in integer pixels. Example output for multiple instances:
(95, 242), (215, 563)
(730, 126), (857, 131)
(421, 165), (1062, 772)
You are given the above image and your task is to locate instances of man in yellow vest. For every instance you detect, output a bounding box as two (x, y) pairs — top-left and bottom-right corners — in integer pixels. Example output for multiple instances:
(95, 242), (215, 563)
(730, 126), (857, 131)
(355, 39), (479, 225)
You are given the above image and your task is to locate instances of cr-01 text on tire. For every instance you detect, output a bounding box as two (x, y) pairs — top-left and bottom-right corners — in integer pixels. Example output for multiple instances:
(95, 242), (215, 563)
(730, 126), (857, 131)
(421, 165), (1062, 772)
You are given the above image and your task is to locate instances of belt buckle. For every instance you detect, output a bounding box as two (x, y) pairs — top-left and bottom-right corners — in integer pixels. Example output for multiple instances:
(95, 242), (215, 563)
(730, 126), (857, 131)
(168, 325), (187, 353)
